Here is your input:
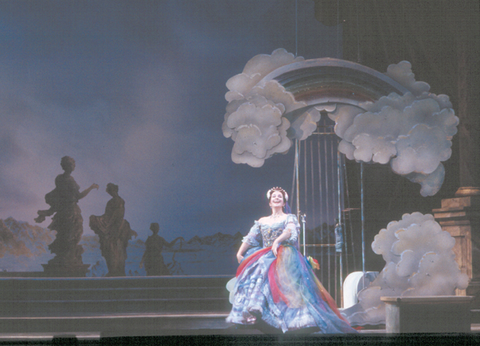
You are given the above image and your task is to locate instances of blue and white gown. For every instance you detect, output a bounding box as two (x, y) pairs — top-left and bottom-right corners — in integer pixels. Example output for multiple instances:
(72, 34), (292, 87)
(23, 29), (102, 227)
(226, 214), (356, 334)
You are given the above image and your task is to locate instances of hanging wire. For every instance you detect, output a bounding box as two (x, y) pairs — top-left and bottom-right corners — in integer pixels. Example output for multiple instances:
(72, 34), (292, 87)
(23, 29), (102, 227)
(339, 154), (349, 274)
(343, 160), (356, 272)
(302, 140), (308, 256)
(360, 161), (366, 287)
(331, 127), (337, 296)
(317, 138), (324, 282)
(336, 148), (344, 306)
(303, 139), (308, 253)
(310, 139), (317, 263)
(336, 0), (340, 58)
(291, 0), (299, 208)
(328, 135), (336, 301)
(337, 151), (343, 234)
(295, 0), (298, 56)
(341, 163), (348, 261)
(295, 139), (301, 220)
(354, 0), (364, 281)
(355, 0), (361, 63)
(335, 0), (341, 302)
(324, 133), (331, 294)
(290, 155), (296, 213)
(300, 138), (309, 257)
(330, 133), (337, 301)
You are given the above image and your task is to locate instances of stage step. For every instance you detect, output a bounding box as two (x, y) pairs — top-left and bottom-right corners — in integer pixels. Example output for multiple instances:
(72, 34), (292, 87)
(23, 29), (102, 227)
(0, 275), (232, 317)
(0, 312), (240, 336)
(471, 309), (480, 323)
(0, 275), (236, 336)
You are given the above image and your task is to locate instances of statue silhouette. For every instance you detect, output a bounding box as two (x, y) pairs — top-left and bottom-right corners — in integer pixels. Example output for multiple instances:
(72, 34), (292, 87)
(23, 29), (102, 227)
(89, 183), (137, 277)
(35, 156), (98, 275)
(141, 223), (183, 276)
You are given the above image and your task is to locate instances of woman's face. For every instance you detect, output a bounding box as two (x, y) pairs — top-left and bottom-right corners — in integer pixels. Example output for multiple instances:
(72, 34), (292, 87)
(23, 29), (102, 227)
(269, 191), (285, 208)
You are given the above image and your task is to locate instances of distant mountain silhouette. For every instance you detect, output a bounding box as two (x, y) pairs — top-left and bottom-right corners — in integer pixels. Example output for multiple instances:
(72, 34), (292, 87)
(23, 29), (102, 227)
(0, 217), (55, 272)
(185, 231), (242, 247)
(0, 217), (54, 257)
(0, 218), (242, 276)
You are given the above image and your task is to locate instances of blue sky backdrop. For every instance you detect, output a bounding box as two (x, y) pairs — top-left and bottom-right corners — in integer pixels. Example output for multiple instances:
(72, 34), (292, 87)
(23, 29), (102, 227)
(0, 0), (342, 241)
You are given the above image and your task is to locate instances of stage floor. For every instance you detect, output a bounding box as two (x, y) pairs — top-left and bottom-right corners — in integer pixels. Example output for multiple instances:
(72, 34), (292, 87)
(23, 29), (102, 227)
(1, 323), (480, 341)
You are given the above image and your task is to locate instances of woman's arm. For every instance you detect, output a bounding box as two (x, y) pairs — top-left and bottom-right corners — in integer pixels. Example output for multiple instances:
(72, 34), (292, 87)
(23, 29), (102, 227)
(236, 241), (250, 263)
(237, 221), (261, 263)
(272, 226), (292, 256)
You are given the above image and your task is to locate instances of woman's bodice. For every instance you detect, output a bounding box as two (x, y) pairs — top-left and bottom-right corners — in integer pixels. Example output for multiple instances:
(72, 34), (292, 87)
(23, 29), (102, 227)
(261, 225), (285, 247)
(242, 214), (300, 249)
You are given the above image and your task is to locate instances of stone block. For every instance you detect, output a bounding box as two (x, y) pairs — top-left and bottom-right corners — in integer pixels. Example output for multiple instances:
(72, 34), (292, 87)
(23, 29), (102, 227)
(381, 296), (473, 333)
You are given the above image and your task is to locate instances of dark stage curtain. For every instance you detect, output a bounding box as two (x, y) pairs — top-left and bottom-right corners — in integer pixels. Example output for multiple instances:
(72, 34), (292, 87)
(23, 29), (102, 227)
(316, 0), (480, 192)
(313, 0), (479, 271)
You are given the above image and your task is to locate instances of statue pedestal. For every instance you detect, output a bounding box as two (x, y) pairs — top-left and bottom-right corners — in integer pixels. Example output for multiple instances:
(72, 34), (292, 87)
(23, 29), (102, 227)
(42, 263), (90, 277)
(432, 188), (480, 302)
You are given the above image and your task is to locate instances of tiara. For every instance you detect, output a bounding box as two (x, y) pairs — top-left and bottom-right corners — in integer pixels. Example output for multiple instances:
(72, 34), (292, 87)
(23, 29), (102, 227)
(267, 187), (288, 201)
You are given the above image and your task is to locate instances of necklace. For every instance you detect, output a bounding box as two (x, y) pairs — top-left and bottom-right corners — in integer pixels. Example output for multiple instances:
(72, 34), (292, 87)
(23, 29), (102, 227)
(271, 213), (284, 219)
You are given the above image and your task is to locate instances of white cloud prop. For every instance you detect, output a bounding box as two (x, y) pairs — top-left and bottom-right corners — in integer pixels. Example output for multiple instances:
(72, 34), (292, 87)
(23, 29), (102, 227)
(227, 97), (291, 167)
(404, 164), (445, 198)
(223, 51), (458, 195)
(385, 61), (430, 96)
(343, 212), (469, 326)
(335, 62), (458, 196)
(223, 49), (317, 167)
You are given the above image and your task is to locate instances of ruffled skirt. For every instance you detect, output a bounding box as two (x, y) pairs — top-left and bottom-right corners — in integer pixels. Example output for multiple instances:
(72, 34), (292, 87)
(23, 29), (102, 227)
(226, 245), (357, 333)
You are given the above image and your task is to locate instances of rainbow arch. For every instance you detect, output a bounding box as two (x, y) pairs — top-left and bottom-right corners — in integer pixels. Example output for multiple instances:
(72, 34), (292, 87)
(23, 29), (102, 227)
(262, 58), (409, 108)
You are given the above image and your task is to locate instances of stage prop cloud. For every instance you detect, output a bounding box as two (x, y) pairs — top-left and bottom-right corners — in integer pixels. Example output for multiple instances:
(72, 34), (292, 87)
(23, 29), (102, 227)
(333, 61), (458, 196)
(222, 51), (458, 196)
(341, 212), (469, 326)
(222, 48), (320, 167)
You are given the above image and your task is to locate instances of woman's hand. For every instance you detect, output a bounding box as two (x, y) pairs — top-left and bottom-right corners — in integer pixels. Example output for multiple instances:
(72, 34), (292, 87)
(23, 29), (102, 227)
(236, 253), (244, 263)
(272, 240), (280, 256)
